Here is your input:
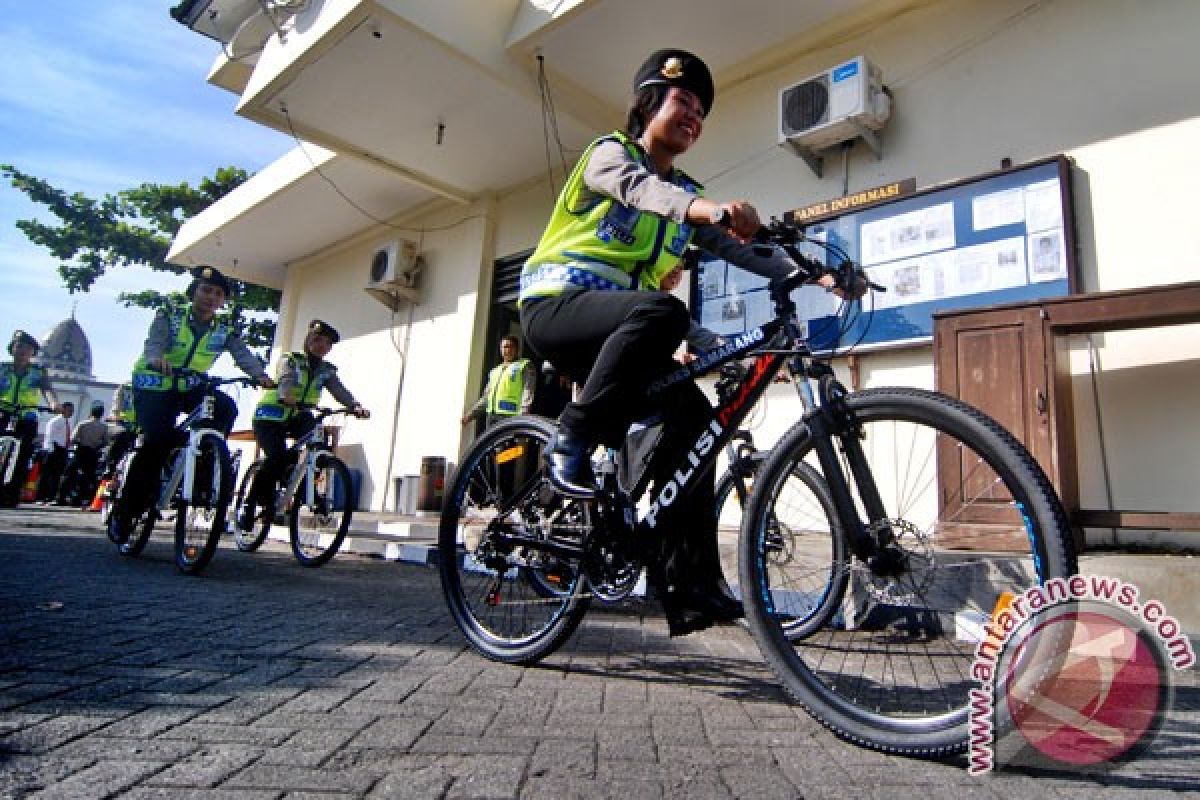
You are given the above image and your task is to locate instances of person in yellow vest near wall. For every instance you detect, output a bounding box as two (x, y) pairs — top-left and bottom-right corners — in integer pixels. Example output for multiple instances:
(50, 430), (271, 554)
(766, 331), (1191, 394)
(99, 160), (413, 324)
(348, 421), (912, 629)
(459, 335), (537, 429)
(237, 319), (369, 532)
(112, 266), (274, 538)
(0, 330), (57, 508)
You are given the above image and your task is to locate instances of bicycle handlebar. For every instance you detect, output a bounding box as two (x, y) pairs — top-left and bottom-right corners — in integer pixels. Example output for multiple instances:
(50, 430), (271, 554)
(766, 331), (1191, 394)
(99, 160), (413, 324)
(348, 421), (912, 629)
(294, 404), (367, 421)
(751, 218), (886, 300)
(155, 367), (259, 390)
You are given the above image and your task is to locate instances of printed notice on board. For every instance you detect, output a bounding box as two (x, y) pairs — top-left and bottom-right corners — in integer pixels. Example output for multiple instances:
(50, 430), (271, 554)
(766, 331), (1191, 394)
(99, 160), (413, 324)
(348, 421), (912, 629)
(1024, 179), (1063, 232)
(860, 202), (955, 266)
(972, 188), (1025, 231)
(1027, 228), (1066, 282)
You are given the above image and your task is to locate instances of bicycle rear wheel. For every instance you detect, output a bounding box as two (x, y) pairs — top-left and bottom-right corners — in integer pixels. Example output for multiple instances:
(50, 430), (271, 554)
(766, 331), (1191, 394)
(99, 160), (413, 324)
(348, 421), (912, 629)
(741, 387), (1076, 758)
(288, 454), (353, 567)
(105, 453), (156, 557)
(174, 437), (232, 575)
(439, 416), (590, 665)
(233, 459), (271, 552)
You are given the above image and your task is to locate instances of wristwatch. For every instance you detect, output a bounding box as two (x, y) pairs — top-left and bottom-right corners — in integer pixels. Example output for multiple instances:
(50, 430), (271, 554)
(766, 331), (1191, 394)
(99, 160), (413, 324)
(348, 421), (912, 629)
(709, 205), (730, 227)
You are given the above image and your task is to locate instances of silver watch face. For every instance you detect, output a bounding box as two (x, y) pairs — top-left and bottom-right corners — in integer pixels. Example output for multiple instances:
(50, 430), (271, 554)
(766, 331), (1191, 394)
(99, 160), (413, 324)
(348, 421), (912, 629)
(710, 206), (725, 225)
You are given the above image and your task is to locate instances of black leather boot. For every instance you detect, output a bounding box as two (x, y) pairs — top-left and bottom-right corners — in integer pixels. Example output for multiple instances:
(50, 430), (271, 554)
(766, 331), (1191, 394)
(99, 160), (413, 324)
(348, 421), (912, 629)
(544, 430), (598, 499)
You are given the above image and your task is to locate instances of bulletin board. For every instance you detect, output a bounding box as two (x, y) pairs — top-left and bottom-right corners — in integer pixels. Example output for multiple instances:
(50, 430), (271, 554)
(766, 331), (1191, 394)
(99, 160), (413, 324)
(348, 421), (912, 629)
(693, 156), (1077, 352)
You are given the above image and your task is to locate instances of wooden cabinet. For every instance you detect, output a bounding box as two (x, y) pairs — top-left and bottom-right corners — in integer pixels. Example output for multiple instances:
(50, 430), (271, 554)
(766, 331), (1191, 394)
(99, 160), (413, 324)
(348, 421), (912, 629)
(934, 281), (1200, 550)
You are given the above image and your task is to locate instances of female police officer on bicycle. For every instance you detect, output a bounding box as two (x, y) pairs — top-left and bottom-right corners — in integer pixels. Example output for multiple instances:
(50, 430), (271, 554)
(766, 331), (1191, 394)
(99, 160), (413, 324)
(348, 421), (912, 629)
(112, 266), (273, 537)
(519, 49), (840, 636)
(237, 319), (368, 532)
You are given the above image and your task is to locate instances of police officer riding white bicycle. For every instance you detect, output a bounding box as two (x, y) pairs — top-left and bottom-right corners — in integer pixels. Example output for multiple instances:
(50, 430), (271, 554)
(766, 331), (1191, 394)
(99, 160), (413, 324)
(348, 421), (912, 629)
(0, 330), (57, 508)
(110, 266), (274, 540)
(237, 318), (369, 534)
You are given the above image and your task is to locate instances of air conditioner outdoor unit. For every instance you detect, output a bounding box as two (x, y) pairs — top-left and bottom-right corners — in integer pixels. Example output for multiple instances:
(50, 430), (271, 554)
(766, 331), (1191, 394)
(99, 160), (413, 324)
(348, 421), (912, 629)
(779, 56), (891, 176)
(364, 239), (422, 310)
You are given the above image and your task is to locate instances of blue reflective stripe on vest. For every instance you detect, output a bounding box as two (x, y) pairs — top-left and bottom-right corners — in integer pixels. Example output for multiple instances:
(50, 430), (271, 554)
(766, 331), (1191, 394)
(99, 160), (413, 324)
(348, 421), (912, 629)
(520, 264), (633, 295)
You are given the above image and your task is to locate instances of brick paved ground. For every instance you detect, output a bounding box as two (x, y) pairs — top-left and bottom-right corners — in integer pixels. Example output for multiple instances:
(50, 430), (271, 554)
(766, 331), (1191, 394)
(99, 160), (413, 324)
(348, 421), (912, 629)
(1, 508), (1197, 799)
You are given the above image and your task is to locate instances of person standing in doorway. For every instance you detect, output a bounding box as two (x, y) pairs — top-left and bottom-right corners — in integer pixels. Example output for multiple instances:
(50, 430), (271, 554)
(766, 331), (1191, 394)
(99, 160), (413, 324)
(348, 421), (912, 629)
(460, 335), (537, 430)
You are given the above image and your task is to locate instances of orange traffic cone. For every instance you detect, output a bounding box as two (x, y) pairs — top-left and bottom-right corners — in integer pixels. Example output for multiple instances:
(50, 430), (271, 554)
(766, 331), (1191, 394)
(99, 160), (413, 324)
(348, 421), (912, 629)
(20, 461), (40, 504)
(88, 479), (110, 512)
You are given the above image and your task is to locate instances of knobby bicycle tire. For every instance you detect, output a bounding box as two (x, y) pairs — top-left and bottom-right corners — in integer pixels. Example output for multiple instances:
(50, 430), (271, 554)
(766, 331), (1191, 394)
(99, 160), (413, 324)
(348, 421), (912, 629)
(105, 452), (156, 557)
(438, 416), (590, 665)
(288, 454), (353, 567)
(234, 459), (272, 552)
(174, 436), (232, 575)
(740, 387), (1075, 758)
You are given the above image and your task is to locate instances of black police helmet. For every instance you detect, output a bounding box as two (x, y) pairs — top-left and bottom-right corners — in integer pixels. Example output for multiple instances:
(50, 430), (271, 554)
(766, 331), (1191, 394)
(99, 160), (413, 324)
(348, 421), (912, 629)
(185, 265), (233, 299)
(307, 319), (340, 344)
(632, 49), (714, 117)
(8, 329), (39, 355)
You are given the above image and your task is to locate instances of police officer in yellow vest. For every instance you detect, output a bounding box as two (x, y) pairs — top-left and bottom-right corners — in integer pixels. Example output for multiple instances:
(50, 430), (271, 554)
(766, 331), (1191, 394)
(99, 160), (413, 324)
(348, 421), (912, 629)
(460, 335), (536, 430)
(238, 319), (369, 531)
(519, 49), (842, 637)
(103, 381), (137, 477)
(0, 330), (57, 507)
(113, 266), (274, 536)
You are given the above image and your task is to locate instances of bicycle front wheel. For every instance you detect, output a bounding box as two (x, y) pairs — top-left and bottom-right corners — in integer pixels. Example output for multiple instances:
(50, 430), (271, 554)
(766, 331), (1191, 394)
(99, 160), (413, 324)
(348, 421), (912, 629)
(439, 416), (590, 665)
(288, 454), (353, 567)
(174, 437), (232, 575)
(741, 387), (1076, 758)
(234, 459), (271, 552)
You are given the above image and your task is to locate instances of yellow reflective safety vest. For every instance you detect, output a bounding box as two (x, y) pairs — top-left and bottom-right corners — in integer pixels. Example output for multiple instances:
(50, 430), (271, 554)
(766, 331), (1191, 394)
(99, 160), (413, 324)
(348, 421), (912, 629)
(0, 362), (48, 419)
(255, 352), (330, 422)
(485, 359), (530, 416)
(519, 130), (700, 306)
(131, 305), (229, 391)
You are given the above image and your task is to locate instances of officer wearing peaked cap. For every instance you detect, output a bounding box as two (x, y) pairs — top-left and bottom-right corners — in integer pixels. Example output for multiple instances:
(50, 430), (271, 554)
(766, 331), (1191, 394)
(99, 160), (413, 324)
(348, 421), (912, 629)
(0, 329), (57, 507)
(239, 318), (369, 532)
(112, 265), (276, 538)
(517, 48), (842, 637)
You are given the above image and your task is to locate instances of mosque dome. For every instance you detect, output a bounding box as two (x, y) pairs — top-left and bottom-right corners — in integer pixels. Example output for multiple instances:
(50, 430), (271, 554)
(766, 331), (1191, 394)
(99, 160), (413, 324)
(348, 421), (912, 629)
(39, 314), (94, 380)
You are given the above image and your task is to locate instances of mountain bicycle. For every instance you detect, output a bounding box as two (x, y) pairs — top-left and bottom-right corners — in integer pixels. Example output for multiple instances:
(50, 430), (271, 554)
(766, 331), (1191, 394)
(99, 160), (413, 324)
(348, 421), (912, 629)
(232, 406), (357, 567)
(105, 371), (253, 574)
(438, 219), (1077, 758)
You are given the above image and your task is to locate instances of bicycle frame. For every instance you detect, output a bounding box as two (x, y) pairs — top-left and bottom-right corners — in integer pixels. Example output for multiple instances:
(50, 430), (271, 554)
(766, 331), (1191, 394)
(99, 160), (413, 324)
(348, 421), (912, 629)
(157, 392), (227, 510)
(275, 408), (346, 514)
(0, 436), (19, 486)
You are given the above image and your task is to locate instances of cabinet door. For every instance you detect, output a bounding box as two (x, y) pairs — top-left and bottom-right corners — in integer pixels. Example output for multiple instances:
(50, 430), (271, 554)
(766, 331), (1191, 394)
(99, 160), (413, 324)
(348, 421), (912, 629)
(934, 308), (1050, 549)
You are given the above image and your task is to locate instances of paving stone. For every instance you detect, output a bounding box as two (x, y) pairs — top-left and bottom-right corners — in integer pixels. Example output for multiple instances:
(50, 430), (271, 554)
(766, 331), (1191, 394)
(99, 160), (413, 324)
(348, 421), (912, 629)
(3, 512), (1195, 800)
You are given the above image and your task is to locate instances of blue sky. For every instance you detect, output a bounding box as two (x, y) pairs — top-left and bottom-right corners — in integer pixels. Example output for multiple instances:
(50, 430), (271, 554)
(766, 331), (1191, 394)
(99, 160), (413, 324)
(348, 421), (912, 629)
(1, 3), (292, 393)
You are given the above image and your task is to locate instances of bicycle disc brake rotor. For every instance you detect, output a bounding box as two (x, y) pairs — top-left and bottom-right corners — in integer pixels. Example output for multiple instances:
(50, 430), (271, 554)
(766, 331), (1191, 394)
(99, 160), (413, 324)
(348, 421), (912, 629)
(857, 517), (936, 605)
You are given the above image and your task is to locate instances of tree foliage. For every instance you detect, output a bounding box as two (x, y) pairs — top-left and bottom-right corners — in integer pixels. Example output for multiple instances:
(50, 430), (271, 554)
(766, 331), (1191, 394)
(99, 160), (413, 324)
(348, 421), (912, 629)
(2, 164), (280, 353)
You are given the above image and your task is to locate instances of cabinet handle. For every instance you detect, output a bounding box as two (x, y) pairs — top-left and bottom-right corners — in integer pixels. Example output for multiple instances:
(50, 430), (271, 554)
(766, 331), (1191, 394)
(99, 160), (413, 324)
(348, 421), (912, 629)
(1035, 389), (1047, 414)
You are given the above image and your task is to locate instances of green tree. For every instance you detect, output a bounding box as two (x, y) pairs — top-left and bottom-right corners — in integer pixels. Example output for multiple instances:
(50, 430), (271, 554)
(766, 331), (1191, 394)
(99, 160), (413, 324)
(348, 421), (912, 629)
(2, 164), (280, 353)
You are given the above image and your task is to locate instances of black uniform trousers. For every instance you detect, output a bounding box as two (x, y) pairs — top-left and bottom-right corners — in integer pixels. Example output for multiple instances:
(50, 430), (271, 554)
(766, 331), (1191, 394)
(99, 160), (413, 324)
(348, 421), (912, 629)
(36, 444), (69, 501)
(122, 387), (237, 516)
(0, 412), (38, 507)
(247, 412), (317, 511)
(56, 444), (102, 505)
(520, 288), (725, 593)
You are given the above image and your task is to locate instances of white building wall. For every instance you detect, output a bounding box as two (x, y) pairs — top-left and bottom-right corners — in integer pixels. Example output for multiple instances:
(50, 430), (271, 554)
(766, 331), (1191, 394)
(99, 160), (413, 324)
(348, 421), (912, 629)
(263, 0), (1200, 540)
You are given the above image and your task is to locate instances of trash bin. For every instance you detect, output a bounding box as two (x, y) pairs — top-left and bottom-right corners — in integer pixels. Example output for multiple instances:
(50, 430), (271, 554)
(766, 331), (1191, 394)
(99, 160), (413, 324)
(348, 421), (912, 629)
(417, 456), (446, 512)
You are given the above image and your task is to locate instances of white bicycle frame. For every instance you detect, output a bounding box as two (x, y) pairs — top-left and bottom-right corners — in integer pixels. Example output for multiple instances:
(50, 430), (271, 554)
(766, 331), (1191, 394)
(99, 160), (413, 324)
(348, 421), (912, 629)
(280, 442), (332, 512)
(0, 435), (19, 487)
(156, 394), (228, 511)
